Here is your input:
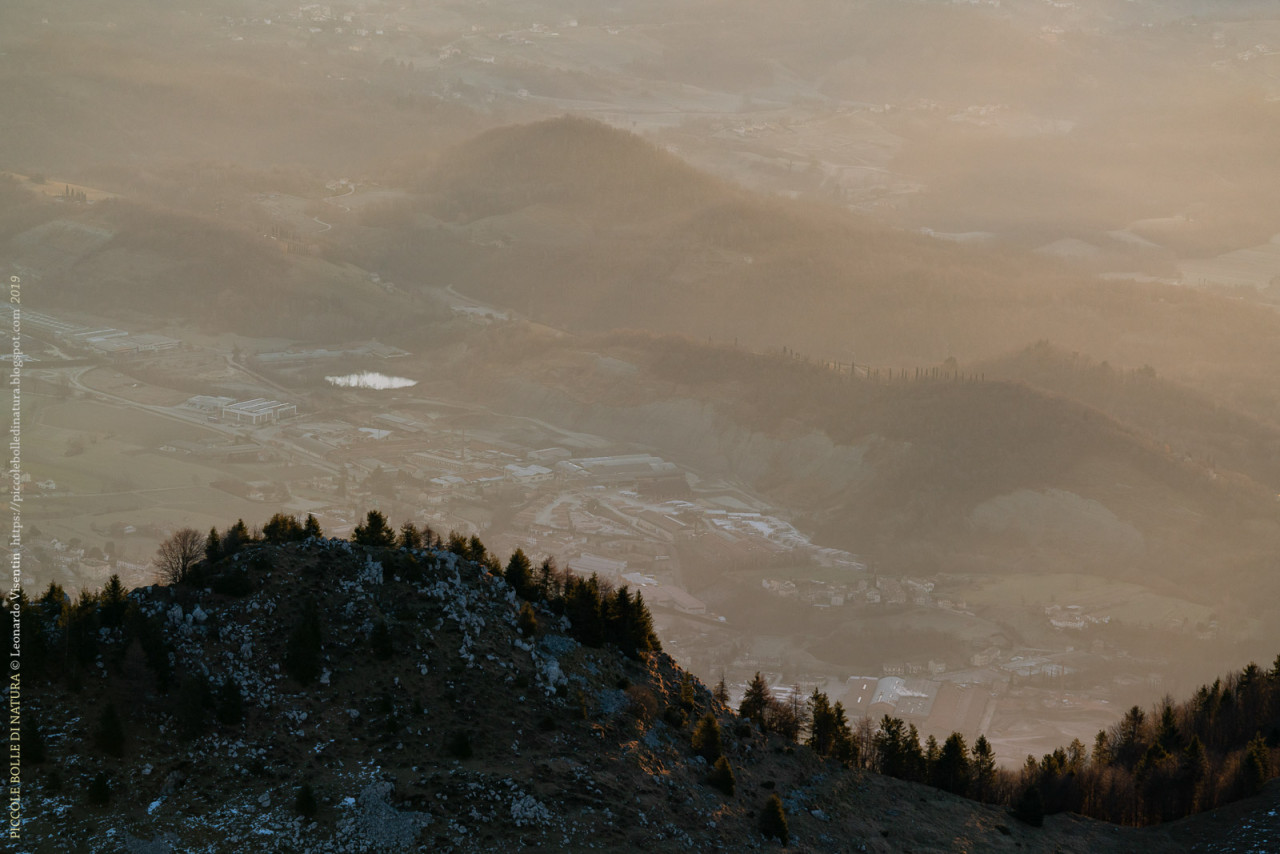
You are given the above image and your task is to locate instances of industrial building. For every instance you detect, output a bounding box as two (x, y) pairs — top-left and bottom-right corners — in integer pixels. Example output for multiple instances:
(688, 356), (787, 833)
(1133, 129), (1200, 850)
(220, 398), (298, 426)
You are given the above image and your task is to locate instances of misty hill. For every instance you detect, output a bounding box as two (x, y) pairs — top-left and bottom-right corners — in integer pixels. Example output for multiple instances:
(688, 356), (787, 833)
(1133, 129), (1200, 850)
(978, 341), (1280, 494)
(362, 117), (1280, 423)
(421, 116), (732, 224)
(434, 330), (1280, 617)
(20, 528), (1230, 853)
(1, 186), (446, 340)
(380, 117), (1067, 357)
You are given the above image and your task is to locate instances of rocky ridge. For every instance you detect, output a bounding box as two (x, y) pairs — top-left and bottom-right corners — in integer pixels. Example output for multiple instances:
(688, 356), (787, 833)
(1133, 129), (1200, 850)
(20, 536), (1235, 852)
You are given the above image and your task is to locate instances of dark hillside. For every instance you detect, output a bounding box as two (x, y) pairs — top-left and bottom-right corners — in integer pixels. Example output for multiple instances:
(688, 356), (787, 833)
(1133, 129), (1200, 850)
(19, 529), (1199, 853)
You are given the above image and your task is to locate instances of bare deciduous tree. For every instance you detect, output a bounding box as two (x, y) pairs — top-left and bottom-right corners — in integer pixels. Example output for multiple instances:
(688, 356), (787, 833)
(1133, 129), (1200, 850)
(154, 527), (203, 584)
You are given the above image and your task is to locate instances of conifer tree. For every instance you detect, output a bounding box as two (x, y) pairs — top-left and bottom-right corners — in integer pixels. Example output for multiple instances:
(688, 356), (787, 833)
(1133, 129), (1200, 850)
(713, 676), (730, 706)
(691, 713), (724, 762)
(467, 534), (487, 564)
(1242, 733), (1272, 796)
(563, 574), (604, 647)
(99, 574), (128, 628)
(708, 756), (736, 796)
(971, 735), (997, 800)
(398, 521), (423, 550)
(222, 519), (251, 556)
(352, 510), (395, 547)
(679, 673), (697, 712)
(1013, 784), (1044, 827)
(831, 701), (856, 763)
(760, 794), (789, 845)
(504, 549), (533, 599)
(517, 602), (538, 637)
(263, 513), (304, 543)
(935, 733), (971, 795)
(739, 672), (771, 727)
(630, 591), (660, 655)
(303, 513), (323, 539)
(535, 558), (559, 600)
(204, 527), (223, 563)
(807, 689), (836, 756)
(446, 531), (469, 556)
(39, 581), (67, 610)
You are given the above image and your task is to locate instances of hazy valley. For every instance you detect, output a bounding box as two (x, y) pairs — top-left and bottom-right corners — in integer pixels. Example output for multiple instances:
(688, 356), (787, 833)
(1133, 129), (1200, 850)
(6, 0), (1280, 850)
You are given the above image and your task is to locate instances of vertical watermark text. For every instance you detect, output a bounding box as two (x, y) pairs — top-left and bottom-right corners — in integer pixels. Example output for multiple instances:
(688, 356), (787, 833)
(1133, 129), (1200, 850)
(6, 273), (21, 841)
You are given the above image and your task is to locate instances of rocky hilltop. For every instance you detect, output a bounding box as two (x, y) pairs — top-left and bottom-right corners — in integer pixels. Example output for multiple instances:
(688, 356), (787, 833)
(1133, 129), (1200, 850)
(18, 534), (1253, 853)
